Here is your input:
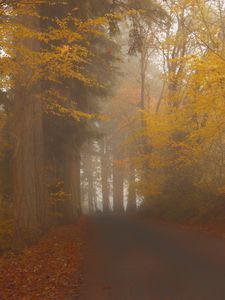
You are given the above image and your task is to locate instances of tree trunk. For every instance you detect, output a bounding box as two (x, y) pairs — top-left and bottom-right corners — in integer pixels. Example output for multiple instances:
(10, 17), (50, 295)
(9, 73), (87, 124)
(85, 142), (95, 214)
(87, 160), (95, 214)
(140, 51), (146, 110)
(113, 155), (124, 213)
(127, 164), (136, 212)
(13, 89), (46, 243)
(13, 12), (46, 244)
(101, 138), (110, 213)
(62, 141), (81, 222)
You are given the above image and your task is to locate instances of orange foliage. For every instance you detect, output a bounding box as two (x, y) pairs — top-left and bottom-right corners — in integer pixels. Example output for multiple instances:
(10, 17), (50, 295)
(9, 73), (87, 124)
(0, 218), (88, 300)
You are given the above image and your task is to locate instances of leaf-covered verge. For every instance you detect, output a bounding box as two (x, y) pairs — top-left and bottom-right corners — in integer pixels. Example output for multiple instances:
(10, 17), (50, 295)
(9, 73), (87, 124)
(139, 210), (225, 240)
(0, 217), (88, 300)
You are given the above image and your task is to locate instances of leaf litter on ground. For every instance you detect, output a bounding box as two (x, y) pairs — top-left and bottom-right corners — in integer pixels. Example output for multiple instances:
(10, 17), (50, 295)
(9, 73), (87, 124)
(0, 217), (88, 300)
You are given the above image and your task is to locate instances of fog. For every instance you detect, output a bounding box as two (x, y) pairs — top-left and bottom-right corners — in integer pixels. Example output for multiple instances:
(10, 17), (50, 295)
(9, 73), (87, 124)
(0, 1), (225, 299)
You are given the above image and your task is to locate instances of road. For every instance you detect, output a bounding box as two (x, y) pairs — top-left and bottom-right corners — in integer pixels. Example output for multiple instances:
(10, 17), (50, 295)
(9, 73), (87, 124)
(79, 215), (225, 300)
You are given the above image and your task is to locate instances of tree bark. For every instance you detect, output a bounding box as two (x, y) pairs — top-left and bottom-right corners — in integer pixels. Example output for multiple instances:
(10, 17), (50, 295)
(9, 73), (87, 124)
(127, 164), (137, 212)
(101, 138), (110, 213)
(85, 141), (96, 214)
(13, 12), (46, 244)
(62, 141), (81, 222)
(113, 154), (124, 213)
(13, 89), (46, 242)
(87, 158), (95, 214)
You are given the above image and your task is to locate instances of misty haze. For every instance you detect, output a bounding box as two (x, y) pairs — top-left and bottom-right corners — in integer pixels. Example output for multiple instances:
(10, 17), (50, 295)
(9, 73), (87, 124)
(0, 0), (225, 299)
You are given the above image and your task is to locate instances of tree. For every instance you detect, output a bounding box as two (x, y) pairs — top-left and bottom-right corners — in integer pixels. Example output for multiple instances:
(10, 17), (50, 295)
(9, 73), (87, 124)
(101, 137), (111, 213)
(0, 0), (112, 241)
(13, 3), (46, 242)
(131, 0), (225, 220)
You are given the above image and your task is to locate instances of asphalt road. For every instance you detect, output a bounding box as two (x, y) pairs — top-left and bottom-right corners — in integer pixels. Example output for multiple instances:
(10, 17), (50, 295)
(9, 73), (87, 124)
(79, 215), (225, 300)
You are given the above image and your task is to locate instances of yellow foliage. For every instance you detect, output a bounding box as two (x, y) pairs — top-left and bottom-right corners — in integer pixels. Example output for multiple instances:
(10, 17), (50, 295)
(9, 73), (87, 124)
(131, 48), (225, 198)
(0, 0), (111, 122)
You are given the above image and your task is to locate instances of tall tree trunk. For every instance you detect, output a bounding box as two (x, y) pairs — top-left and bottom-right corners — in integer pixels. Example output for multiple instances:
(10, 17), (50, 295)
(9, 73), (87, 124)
(14, 89), (46, 242)
(85, 141), (95, 214)
(13, 12), (46, 244)
(74, 153), (82, 216)
(113, 154), (124, 213)
(140, 51), (146, 110)
(87, 161), (95, 214)
(101, 138), (110, 213)
(126, 164), (136, 212)
(62, 141), (81, 222)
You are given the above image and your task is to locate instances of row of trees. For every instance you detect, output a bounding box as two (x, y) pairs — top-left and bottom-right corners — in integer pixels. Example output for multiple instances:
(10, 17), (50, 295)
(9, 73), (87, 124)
(80, 74), (140, 214)
(1, 0), (223, 249)
(0, 0), (120, 247)
(84, 0), (225, 223)
(80, 0), (167, 214)
(0, 0), (166, 249)
(127, 0), (225, 221)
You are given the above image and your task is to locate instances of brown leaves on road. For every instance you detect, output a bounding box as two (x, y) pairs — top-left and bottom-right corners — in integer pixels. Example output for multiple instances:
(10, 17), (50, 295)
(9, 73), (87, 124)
(0, 218), (88, 300)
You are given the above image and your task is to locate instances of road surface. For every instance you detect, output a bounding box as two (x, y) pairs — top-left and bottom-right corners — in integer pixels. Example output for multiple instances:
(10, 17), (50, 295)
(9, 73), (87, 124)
(79, 215), (225, 300)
